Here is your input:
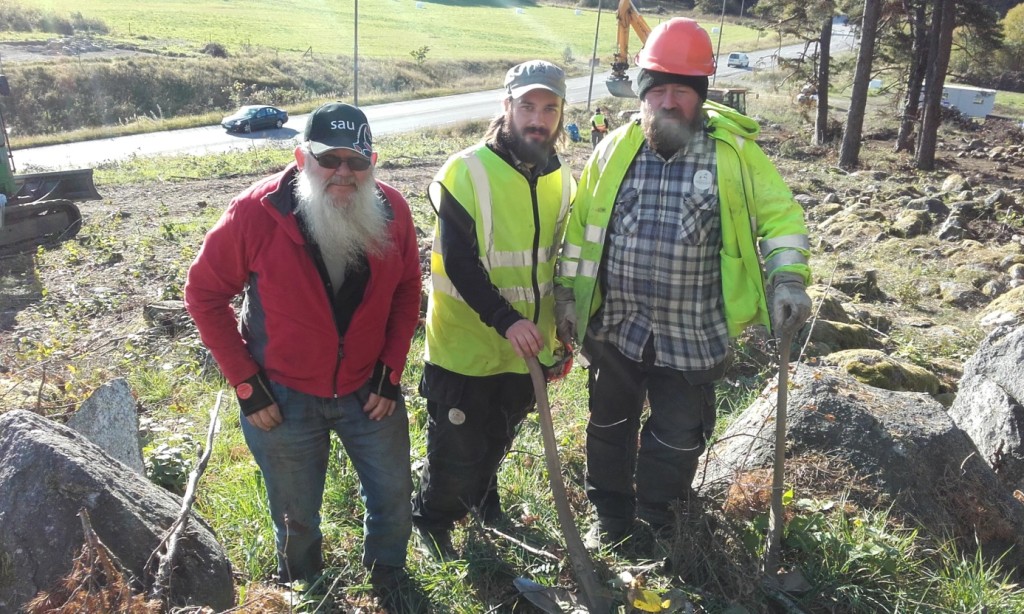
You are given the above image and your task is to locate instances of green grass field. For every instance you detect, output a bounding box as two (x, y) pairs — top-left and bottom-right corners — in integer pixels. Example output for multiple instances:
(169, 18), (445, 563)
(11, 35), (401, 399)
(15, 0), (767, 63)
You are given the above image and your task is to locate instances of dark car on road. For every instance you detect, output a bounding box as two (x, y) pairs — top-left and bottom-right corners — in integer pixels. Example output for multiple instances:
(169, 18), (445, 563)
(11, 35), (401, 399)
(221, 105), (288, 133)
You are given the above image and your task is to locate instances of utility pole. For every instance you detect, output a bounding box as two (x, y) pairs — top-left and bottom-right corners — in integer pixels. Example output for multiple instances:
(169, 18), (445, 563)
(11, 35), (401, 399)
(354, 0), (359, 106)
(713, 0), (726, 86)
(586, 0), (604, 113)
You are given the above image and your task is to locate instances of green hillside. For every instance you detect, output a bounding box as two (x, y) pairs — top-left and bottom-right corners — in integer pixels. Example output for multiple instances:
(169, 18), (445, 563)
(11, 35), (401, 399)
(12, 0), (764, 62)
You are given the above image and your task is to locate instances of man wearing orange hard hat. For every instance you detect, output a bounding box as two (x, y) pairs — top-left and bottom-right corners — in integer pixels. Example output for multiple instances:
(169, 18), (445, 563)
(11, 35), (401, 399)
(555, 18), (812, 549)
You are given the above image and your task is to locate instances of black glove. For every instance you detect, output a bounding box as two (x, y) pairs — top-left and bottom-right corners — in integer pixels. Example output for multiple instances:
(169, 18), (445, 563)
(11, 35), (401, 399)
(369, 361), (400, 401)
(235, 372), (276, 416)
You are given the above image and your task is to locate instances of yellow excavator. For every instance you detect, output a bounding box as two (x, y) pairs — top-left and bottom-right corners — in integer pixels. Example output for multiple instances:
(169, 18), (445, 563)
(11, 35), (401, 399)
(605, 0), (747, 115)
(0, 75), (99, 254)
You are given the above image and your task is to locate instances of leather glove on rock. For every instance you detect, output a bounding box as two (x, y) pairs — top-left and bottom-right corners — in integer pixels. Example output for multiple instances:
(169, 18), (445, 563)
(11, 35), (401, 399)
(771, 272), (812, 338)
(554, 285), (577, 344)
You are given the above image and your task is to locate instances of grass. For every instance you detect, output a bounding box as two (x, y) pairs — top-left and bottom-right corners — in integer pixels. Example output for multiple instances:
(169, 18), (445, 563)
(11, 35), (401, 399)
(992, 89), (1024, 118)
(12, 0), (768, 62)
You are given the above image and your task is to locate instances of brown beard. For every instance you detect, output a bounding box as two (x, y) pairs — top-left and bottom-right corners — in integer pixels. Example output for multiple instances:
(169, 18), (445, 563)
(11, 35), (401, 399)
(493, 113), (560, 168)
(294, 166), (390, 288)
(642, 107), (705, 158)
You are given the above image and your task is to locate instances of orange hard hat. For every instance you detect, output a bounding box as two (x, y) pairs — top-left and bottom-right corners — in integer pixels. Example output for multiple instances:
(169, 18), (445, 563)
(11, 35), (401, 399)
(635, 18), (716, 77)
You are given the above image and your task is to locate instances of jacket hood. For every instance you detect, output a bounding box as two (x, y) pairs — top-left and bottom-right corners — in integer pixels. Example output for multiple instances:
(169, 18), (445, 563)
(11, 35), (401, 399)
(704, 100), (759, 139)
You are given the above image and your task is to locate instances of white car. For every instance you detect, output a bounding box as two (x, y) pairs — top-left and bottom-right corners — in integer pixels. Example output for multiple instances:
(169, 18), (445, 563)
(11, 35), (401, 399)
(726, 52), (750, 68)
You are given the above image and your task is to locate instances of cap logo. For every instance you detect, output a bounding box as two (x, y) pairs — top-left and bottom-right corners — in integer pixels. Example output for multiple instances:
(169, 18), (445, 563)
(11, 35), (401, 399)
(355, 124), (372, 158)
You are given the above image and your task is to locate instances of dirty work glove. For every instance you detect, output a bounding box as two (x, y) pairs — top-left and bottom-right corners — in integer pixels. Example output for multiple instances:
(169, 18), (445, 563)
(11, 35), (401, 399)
(771, 272), (812, 339)
(554, 285), (577, 344)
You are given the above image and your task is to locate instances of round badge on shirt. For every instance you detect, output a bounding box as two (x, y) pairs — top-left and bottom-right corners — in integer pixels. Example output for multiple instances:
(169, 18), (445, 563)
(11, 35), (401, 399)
(693, 169), (714, 192)
(448, 408), (466, 425)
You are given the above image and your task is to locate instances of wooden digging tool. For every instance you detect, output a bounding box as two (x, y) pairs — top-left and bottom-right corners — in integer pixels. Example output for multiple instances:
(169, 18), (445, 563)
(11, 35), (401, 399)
(763, 328), (795, 576)
(526, 357), (610, 613)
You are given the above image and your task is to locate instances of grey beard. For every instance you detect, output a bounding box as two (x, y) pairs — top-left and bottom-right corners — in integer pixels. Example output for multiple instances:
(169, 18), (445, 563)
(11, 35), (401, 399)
(642, 110), (704, 158)
(294, 167), (390, 289)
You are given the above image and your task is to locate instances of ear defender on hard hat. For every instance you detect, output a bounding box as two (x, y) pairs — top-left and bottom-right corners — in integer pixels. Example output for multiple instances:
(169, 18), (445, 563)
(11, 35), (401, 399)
(634, 17), (717, 77)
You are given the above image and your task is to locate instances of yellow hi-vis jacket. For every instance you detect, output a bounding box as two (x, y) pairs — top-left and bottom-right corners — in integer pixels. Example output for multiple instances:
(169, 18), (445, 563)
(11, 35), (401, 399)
(426, 143), (575, 376)
(555, 100), (810, 341)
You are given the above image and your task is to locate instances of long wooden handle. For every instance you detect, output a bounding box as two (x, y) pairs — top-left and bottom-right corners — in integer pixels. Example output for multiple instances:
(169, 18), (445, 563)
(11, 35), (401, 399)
(764, 330), (794, 576)
(526, 357), (609, 613)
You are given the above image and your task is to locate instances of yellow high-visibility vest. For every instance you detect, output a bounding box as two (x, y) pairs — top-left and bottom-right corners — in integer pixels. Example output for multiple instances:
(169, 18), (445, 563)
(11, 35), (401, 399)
(426, 144), (575, 375)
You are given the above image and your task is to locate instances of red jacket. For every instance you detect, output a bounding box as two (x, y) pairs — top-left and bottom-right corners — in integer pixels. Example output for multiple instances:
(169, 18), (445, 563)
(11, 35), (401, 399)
(184, 163), (421, 398)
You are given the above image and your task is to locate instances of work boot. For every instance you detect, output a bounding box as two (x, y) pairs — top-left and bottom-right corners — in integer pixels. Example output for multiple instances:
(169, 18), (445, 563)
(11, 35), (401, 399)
(479, 488), (505, 525)
(369, 565), (429, 614)
(583, 520), (632, 552)
(412, 522), (458, 562)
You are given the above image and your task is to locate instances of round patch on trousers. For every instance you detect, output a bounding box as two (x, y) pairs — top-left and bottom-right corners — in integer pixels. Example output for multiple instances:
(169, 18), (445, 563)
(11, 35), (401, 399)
(448, 408), (466, 425)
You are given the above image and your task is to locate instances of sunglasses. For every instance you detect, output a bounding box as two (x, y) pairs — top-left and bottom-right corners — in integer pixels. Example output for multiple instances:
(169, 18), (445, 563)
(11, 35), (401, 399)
(310, 150), (372, 171)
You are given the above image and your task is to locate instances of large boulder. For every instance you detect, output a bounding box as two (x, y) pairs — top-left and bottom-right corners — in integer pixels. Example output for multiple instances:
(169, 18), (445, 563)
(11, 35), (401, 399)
(948, 326), (1024, 493)
(0, 410), (234, 612)
(701, 365), (1024, 570)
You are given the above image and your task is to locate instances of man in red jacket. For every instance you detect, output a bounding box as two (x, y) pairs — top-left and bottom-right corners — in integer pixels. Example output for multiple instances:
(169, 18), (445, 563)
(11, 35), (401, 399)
(184, 103), (422, 598)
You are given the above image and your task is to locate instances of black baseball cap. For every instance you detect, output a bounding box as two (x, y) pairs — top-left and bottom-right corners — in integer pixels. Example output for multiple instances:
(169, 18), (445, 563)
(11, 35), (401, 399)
(303, 102), (373, 158)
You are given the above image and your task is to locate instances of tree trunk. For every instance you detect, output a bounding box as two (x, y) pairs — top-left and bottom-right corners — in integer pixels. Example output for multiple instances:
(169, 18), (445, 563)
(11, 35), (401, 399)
(814, 16), (833, 145)
(916, 0), (957, 170)
(838, 0), (882, 169)
(895, 0), (929, 153)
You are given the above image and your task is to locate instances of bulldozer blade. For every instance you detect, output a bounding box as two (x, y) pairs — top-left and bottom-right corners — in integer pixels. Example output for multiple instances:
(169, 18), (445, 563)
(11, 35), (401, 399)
(605, 76), (638, 98)
(0, 199), (83, 255)
(14, 168), (102, 204)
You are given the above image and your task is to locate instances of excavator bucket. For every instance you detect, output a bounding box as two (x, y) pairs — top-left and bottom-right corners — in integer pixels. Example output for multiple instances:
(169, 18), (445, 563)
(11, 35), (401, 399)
(13, 168), (101, 204)
(606, 76), (638, 98)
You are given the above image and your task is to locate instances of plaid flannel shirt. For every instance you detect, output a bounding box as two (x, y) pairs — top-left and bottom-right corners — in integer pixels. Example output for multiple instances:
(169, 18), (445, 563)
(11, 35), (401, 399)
(593, 126), (730, 370)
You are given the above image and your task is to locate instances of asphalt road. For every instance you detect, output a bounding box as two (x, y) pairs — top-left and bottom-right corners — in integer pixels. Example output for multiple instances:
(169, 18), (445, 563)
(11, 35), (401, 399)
(15, 27), (856, 171)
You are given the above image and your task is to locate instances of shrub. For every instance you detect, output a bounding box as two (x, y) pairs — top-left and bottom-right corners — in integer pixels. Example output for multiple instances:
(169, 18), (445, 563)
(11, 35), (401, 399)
(0, 2), (108, 35)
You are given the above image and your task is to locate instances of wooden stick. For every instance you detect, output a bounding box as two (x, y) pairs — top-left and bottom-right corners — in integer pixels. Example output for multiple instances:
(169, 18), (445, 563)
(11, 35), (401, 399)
(763, 330), (794, 576)
(526, 358), (609, 613)
(149, 391), (222, 602)
(481, 525), (561, 562)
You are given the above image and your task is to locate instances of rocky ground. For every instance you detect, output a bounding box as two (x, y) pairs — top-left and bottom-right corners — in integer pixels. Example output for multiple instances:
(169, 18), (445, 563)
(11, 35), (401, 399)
(2, 114), (1024, 413)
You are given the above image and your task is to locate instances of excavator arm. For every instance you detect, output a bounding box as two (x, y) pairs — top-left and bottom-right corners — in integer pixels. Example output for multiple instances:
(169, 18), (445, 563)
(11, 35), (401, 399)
(607, 0), (650, 98)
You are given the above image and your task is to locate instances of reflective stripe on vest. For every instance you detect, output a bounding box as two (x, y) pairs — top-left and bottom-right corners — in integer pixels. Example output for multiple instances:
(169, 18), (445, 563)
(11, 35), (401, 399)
(432, 274), (554, 305)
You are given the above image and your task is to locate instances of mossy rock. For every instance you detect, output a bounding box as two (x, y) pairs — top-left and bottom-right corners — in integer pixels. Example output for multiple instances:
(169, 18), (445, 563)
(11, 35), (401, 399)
(977, 285), (1024, 327)
(893, 209), (932, 238)
(807, 320), (885, 352)
(806, 287), (852, 323)
(821, 349), (941, 395)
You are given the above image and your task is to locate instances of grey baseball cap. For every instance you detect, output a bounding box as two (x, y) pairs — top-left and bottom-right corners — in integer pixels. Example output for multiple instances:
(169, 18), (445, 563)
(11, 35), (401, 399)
(504, 60), (566, 99)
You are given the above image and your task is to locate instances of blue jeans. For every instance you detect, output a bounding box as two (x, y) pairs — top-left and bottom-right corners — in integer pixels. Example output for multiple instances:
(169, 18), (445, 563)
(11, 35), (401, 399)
(241, 381), (412, 582)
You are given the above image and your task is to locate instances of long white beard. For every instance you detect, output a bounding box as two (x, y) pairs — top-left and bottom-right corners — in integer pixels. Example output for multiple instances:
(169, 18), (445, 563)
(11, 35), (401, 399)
(294, 166), (390, 288)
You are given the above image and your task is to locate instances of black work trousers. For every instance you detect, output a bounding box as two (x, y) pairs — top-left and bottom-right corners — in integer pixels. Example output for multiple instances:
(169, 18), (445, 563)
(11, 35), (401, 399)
(584, 336), (718, 530)
(412, 364), (534, 531)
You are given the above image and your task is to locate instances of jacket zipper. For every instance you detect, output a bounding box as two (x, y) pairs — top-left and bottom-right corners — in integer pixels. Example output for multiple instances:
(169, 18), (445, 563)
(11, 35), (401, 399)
(529, 179), (542, 324)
